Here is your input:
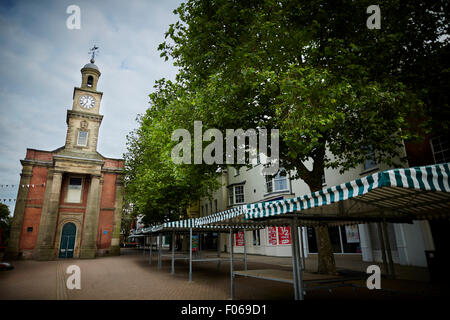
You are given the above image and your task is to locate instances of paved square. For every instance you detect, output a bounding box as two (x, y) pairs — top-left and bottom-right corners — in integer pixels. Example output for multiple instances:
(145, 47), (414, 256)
(0, 249), (441, 300)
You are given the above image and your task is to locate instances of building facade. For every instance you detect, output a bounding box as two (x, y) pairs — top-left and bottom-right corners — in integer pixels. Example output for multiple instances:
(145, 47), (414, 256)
(6, 58), (124, 260)
(199, 142), (446, 267)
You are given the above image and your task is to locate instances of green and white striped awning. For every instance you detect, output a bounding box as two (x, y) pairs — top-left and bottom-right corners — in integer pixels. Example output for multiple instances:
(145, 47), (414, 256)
(196, 206), (245, 226)
(244, 163), (450, 221)
(138, 206), (257, 233)
(163, 218), (200, 228)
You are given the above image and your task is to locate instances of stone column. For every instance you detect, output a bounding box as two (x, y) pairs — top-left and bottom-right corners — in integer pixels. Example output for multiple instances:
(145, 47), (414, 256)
(80, 174), (101, 259)
(5, 164), (33, 260)
(34, 170), (63, 260)
(110, 174), (124, 255)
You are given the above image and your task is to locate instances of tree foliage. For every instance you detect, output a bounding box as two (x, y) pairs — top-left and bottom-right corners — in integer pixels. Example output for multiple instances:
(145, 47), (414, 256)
(157, 0), (448, 190)
(124, 80), (221, 224)
(126, 0), (448, 271)
(0, 203), (11, 246)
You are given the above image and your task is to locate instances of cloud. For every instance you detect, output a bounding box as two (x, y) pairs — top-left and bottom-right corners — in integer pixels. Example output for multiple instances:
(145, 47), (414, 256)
(0, 0), (182, 212)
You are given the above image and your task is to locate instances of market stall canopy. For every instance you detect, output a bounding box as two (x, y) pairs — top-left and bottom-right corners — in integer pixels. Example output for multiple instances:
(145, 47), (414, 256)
(196, 206), (244, 225)
(244, 163), (450, 222)
(136, 210), (263, 234)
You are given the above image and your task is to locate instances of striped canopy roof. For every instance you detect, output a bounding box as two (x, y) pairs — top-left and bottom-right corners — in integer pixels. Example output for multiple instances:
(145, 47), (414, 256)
(195, 206), (245, 225)
(135, 206), (255, 233)
(133, 163), (449, 232)
(244, 163), (450, 221)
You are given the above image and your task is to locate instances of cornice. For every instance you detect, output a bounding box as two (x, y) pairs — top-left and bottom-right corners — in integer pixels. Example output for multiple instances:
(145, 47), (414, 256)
(66, 110), (103, 124)
(21, 159), (53, 167)
(53, 154), (104, 165)
(72, 86), (103, 99)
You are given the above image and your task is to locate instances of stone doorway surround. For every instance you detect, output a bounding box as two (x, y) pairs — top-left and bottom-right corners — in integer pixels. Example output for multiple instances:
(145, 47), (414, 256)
(55, 216), (83, 259)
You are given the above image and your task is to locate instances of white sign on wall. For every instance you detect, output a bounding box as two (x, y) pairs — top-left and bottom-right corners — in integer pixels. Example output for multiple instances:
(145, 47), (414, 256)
(345, 225), (360, 243)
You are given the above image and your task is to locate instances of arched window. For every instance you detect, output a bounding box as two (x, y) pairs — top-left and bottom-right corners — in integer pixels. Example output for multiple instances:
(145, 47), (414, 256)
(87, 75), (93, 87)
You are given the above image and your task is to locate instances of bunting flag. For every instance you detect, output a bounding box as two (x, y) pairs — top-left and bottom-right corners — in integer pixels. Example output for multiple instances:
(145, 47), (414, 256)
(0, 184), (45, 188)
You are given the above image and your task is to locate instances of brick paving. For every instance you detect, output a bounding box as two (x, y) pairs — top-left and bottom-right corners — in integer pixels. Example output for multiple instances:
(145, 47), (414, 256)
(0, 248), (443, 300)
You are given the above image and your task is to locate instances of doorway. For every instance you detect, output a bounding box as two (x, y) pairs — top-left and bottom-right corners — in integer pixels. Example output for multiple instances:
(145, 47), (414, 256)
(59, 222), (77, 258)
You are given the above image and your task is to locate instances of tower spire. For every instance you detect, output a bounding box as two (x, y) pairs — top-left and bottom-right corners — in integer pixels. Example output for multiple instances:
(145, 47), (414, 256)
(89, 45), (99, 63)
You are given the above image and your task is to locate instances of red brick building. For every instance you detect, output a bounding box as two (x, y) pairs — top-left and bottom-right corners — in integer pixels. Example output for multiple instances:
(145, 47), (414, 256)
(6, 57), (124, 260)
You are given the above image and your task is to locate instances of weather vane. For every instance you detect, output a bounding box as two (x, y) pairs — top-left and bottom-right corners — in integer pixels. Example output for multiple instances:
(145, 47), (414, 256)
(89, 45), (99, 63)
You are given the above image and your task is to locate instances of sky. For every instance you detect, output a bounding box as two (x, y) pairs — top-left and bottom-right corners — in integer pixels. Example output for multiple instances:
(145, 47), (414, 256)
(0, 0), (183, 213)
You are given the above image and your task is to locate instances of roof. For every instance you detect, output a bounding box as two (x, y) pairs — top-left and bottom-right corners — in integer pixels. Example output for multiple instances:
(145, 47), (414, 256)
(82, 63), (99, 71)
(244, 163), (450, 221)
(134, 211), (264, 233)
(133, 163), (450, 231)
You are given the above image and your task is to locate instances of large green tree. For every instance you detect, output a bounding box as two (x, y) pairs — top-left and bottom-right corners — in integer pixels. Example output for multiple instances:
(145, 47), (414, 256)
(124, 80), (221, 225)
(127, 0), (448, 273)
(0, 203), (11, 247)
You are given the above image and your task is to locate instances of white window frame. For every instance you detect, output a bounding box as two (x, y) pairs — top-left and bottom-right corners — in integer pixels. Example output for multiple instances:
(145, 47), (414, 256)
(228, 188), (234, 206)
(234, 185), (245, 204)
(430, 136), (450, 164)
(265, 169), (289, 193)
(66, 176), (83, 203)
(228, 185), (245, 205)
(77, 130), (88, 147)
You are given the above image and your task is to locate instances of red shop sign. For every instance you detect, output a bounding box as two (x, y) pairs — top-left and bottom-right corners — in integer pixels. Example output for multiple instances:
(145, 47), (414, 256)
(235, 231), (245, 246)
(268, 227), (277, 245)
(277, 227), (291, 245)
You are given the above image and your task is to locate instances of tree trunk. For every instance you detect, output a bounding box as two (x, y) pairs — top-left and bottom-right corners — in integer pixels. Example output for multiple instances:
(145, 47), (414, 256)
(315, 226), (337, 274)
(295, 155), (337, 275)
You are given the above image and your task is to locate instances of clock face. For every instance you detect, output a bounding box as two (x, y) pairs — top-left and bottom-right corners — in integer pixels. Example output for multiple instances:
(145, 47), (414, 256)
(79, 95), (95, 109)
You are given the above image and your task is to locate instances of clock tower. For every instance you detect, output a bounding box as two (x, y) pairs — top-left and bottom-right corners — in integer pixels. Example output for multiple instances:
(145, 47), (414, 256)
(65, 56), (103, 154)
(5, 48), (125, 261)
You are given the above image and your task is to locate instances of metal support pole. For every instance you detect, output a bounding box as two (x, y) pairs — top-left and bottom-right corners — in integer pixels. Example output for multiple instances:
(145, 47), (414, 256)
(189, 228), (193, 282)
(143, 236), (146, 256)
(149, 235), (152, 265)
(290, 220), (299, 300)
(230, 228), (234, 300)
(382, 220), (395, 279)
(377, 222), (388, 276)
(292, 217), (304, 300)
(243, 229), (247, 271)
(171, 231), (175, 275)
(158, 234), (162, 269)
(217, 233), (221, 269)
(295, 222), (304, 300)
(338, 227), (344, 254)
(299, 226), (306, 271)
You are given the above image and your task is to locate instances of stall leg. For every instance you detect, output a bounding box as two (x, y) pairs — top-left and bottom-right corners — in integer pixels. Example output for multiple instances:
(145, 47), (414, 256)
(158, 234), (162, 269)
(217, 233), (221, 269)
(171, 231), (175, 275)
(377, 222), (388, 276)
(243, 229), (247, 271)
(230, 228), (234, 300)
(189, 228), (193, 282)
(299, 226), (306, 271)
(291, 224), (299, 299)
(143, 236), (146, 256)
(291, 218), (304, 300)
(382, 220), (395, 279)
(149, 235), (153, 265)
(294, 219), (304, 299)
